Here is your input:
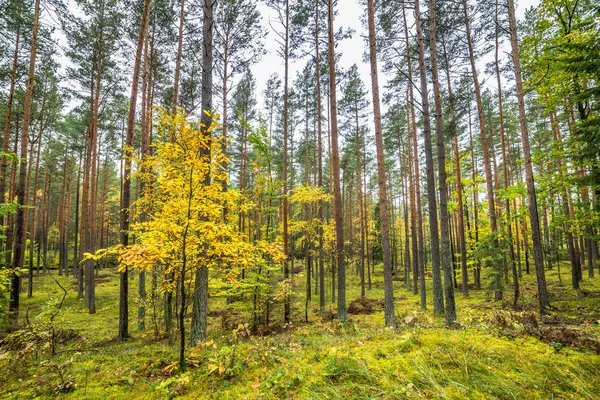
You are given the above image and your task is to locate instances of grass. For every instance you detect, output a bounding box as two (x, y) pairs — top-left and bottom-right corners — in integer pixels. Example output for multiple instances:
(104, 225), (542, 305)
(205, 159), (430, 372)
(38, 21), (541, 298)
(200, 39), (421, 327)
(1, 258), (599, 399)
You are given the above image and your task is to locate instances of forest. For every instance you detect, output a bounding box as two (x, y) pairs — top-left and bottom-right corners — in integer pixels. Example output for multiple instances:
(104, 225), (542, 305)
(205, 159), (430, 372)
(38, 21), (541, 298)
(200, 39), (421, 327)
(0, 0), (599, 398)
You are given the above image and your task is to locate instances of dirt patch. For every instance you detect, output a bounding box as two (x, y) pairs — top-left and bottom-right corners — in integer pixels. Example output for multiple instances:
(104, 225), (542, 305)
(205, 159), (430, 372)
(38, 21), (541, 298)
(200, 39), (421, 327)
(53, 328), (81, 344)
(221, 310), (247, 331)
(0, 328), (80, 352)
(255, 323), (289, 336)
(347, 297), (384, 315)
(94, 275), (112, 284)
(491, 310), (600, 354)
(207, 309), (228, 318)
(321, 309), (337, 322)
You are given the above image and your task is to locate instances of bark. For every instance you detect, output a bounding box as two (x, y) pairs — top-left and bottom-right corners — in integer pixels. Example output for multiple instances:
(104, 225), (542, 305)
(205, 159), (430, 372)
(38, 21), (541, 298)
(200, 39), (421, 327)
(355, 109), (366, 297)
(439, 33), (468, 298)
(463, 0), (501, 300)
(73, 154), (82, 285)
(281, 0), (291, 322)
(166, 0), (184, 338)
(367, 0), (394, 326)
(315, 0), (325, 313)
(402, 7), (426, 309)
(363, 149), (371, 291)
(507, 0), (550, 311)
(430, 0), (456, 324)
(450, 108), (468, 297)
(190, 0), (214, 346)
(468, 106), (481, 289)
(494, 0), (518, 305)
(120, 0), (152, 339)
(86, 41), (102, 314)
(413, 0), (444, 313)
(171, 0), (185, 113)
(9, 0), (40, 324)
(0, 28), (20, 209)
(138, 27), (153, 331)
(405, 102), (418, 295)
(328, 0), (346, 322)
(27, 95), (46, 296)
(57, 153), (69, 278)
(5, 116), (19, 269)
(550, 111), (580, 288)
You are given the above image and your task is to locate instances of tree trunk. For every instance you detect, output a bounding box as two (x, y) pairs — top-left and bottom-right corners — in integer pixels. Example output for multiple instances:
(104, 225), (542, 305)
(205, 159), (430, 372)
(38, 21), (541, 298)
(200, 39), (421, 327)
(190, 0), (214, 346)
(463, 0), (501, 301)
(327, 0), (346, 322)
(138, 27), (153, 331)
(27, 95), (46, 296)
(171, 0), (185, 113)
(413, 0), (444, 314)
(120, 0), (152, 339)
(315, 0), (325, 313)
(494, 0), (518, 305)
(402, 8), (426, 309)
(366, 0), (394, 326)
(0, 28), (20, 210)
(507, 0), (550, 312)
(281, 0), (291, 323)
(73, 153), (82, 286)
(430, 0), (456, 324)
(10, 0), (40, 325)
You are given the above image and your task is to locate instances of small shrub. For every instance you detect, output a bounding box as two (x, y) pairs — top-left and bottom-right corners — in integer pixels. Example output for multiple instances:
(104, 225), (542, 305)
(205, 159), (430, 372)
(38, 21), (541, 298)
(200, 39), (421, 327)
(323, 355), (371, 383)
(347, 297), (384, 315)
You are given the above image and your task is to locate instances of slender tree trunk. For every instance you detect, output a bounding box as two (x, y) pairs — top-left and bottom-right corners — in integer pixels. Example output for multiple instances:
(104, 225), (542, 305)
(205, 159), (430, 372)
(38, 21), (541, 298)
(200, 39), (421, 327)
(190, 0), (213, 346)
(315, 1), (325, 313)
(355, 113), (366, 297)
(402, 8), (426, 309)
(463, 0), (501, 301)
(494, 0), (518, 305)
(366, 0), (394, 326)
(10, 0), (40, 324)
(507, 0), (550, 311)
(166, 0), (185, 340)
(0, 28), (20, 210)
(57, 154), (68, 279)
(467, 106), (481, 289)
(327, 0), (346, 322)
(413, 0), (444, 314)
(86, 44), (102, 314)
(430, 0), (456, 323)
(550, 111), (580, 288)
(405, 102), (418, 295)
(171, 0), (185, 113)
(73, 154), (82, 282)
(120, 0), (152, 339)
(363, 151), (371, 291)
(281, 0), (291, 322)
(6, 115), (19, 270)
(451, 112), (468, 296)
(138, 28), (153, 331)
(27, 97), (45, 296)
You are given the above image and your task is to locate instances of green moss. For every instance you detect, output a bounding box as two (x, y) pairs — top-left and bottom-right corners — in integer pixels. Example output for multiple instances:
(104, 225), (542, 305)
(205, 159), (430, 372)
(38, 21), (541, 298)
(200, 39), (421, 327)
(1, 262), (599, 399)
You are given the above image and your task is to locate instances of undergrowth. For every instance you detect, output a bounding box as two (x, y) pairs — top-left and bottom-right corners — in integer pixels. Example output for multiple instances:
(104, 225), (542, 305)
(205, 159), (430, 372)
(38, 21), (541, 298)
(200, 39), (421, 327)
(0, 262), (599, 399)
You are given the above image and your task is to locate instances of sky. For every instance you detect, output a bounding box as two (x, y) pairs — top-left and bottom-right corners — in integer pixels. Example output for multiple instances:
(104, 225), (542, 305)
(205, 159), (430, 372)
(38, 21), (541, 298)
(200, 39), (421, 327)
(251, 0), (540, 118)
(48, 0), (540, 129)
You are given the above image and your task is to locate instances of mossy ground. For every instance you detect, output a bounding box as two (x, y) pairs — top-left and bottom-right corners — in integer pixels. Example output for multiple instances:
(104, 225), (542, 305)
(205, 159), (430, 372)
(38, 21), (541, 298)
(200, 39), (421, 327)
(1, 261), (599, 399)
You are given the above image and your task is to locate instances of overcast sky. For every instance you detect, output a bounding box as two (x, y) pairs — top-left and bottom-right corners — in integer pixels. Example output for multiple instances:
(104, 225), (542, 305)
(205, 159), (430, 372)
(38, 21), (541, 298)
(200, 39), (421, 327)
(50, 0), (540, 128)
(251, 0), (540, 119)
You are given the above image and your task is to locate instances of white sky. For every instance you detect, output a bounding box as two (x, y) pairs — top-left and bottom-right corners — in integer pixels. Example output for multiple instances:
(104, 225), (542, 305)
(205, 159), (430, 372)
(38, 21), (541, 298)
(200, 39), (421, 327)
(48, 0), (540, 131)
(252, 0), (540, 117)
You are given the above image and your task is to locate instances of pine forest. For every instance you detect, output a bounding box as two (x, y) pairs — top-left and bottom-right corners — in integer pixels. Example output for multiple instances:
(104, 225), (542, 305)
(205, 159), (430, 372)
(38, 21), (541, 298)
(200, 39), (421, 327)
(0, 0), (599, 398)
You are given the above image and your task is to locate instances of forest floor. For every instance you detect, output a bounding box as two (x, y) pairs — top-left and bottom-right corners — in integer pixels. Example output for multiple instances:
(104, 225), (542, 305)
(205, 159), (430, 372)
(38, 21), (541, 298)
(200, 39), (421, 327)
(1, 262), (600, 399)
